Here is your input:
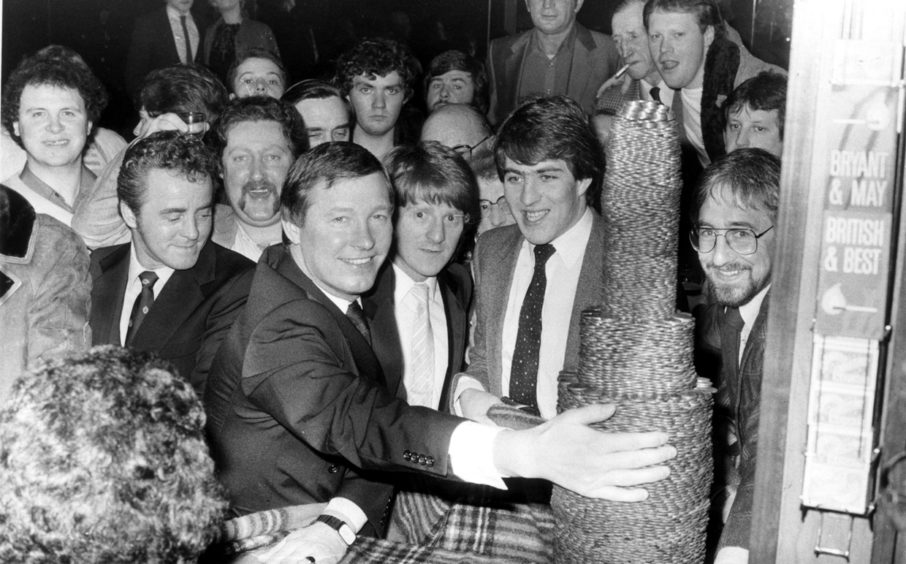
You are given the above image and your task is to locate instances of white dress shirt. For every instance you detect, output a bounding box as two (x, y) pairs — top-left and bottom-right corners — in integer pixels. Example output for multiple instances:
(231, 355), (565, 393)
(166, 5), (200, 64)
(392, 263), (450, 409)
(737, 284), (770, 363)
(119, 244), (175, 345)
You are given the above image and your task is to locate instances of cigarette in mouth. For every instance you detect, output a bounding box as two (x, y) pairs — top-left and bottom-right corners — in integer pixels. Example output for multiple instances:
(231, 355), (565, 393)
(614, 63), (630, 79)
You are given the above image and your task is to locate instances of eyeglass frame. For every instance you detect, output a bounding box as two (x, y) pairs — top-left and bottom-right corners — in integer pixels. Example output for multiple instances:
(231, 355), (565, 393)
(689, 225), (774, 255)
(451, 133), (492, 159)
(478, 195), (510, 214)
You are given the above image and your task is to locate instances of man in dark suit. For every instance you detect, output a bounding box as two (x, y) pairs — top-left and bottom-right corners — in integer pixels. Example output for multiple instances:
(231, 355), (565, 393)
(486, 0), (620, 124)
(204, 141), (675, 563)
(89, 131), (254, 396)
(364, 142), (477, 410)
(125, 0), (207, 102)
(693, 149), (779, 564)
(455, 95), (606, 422)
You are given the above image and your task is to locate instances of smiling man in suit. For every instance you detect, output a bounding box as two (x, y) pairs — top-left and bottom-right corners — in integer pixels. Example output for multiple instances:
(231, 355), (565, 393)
(89, 131), (254, 396)
(364, 142), (478, 410)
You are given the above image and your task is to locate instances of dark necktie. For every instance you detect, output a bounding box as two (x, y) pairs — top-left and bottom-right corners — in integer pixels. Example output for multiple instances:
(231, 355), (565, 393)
(180, 15), (194, 63)
(720, 306), (744, 376)
(126, 271), (158, 346)
(509, 243), (556, 413)
(671, 88), (686, 142)
(650, 86), (662, 104)
(346, 300), (371, 345)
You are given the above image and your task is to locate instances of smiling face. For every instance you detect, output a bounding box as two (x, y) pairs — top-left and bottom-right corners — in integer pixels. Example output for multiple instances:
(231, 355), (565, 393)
(697, 186), (775, 307)
(232, 58), (285, 99)
(612, 1), (656, 82)
(394, 199), (465, 281)
(283, 172), (393, 301)
(502, 157), (589, 245)
(647, 9), (714, 89)
(294, 96), (351, 147)
(724, 105), (783, 157)
(120, 168), (213, 270)
(425, 70), (476, 111)
(14, 83), (91, 170)
(525, 0), (584, 36)
(221, 120), (293, 228)
(348, 72), (406, 138)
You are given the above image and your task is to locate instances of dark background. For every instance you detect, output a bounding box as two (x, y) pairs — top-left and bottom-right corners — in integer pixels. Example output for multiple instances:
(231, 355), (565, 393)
(1, 0), (791, 138)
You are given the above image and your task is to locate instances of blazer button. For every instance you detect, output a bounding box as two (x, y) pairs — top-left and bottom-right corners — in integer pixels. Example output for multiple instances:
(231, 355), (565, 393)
(328, 464), (340, 473)
(403, 450), (411, 461)
(418, 455), (427, 465)
(426, 456), (435, 467)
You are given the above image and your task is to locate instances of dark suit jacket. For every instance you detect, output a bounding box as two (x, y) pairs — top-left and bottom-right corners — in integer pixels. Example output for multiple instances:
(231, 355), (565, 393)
(363, 262), (472, 411)
(454, 211), (605, 402)
(202, 18), (280, 66)
(89, 240), (253, 396)
(125, 7), (207, 102)
(487, 23), (620, 124)
(204, 245), (462, 534)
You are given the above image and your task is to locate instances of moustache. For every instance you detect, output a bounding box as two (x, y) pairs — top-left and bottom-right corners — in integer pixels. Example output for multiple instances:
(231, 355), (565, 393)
(242, 180), (279, 196)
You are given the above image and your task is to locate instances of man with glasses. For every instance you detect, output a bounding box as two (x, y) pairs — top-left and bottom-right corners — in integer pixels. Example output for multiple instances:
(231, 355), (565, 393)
(691, 148), (779, 564)
(420, 103), (492, 162)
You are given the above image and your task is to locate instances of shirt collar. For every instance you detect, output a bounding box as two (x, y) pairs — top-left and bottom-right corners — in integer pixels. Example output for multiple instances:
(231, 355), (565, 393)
(391, 262), (438, 304)
(127, 242), (175, 290)
(739, 284), (770, 327)
(166, 4), (192, 18)
(530, 24), (577, 58)
(530, 207), (593, 268)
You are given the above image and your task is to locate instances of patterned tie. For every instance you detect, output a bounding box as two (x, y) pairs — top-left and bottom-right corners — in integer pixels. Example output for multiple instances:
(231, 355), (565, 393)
(406, 283), (435, 407)
(180, 15), (194, 63)
(346, 300), (371, 345)
(650, 86), (662, 104)
(671, 88), (686, 142)
(509, 243), (556, 413)
(126, 271), (158, 346)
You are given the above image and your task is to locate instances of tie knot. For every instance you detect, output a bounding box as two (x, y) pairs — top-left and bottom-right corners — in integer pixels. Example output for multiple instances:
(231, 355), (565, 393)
(650, 86), (661, 104)
(533, 243), (555, 267)
(139, 271), (158, 288)
(346, 300), (365, 318)
(410, 282), (430, 304)
(724, 306), (744, 330)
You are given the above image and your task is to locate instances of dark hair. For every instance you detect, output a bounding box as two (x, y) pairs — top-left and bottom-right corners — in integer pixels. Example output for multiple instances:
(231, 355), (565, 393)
(693, 147), (780, 223)
(643, 0), (725, 39)
(722, 71), (787, 139)
(281, 141), (392, 225)
(212, 96), (309, 159)
(385, 141), (479, 227)
(1, 45), (108, 148)
(117, 131), (219, 213)
(335, 37), (419, 99)
(470, 141), (499, 181)
(226, 48), (287, 93)
(424, 50), (490, 115)
(495, 95), (604, 210)
(282, 79), (354, 122)
(139, 64), (229, 122)
(0, 345), (227, 562)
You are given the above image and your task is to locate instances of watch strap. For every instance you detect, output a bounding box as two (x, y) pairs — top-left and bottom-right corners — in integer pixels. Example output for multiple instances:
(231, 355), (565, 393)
(316, 514), (356, 546)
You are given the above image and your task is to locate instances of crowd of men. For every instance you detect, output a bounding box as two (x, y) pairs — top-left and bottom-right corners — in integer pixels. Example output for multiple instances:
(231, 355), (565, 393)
(0, 1), (790, 563)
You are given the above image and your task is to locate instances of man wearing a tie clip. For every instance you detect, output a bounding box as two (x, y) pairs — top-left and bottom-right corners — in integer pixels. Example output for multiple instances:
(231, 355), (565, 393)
(692, 148), (779, 564)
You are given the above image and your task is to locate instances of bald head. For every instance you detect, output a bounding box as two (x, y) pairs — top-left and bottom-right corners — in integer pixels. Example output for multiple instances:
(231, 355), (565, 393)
(420, 103), (492, 159)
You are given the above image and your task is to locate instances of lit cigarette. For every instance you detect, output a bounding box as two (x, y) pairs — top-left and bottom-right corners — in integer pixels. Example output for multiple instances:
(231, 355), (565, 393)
(614, 63), (630, 79)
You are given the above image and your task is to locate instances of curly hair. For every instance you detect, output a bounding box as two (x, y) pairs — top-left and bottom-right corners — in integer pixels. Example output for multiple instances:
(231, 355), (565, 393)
(0, 345), (227, 562)
(1, 45), (108, 148)
(424, 50), (489, 115)
(211, 96), (309, 160)
(692, 147), (780, 224)
(334, 37), (420, 99)
(117, 131), (220, 213)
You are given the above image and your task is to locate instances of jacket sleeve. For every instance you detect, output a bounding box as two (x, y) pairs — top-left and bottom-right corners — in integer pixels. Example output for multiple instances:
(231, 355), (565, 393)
(71, 148), (131, 250)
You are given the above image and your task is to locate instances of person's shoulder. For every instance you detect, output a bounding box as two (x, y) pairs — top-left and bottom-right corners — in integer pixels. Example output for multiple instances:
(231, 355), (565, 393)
(490, 29), (531, 52)
(210, 241), (257, 275)
(473, 224), (522, 265)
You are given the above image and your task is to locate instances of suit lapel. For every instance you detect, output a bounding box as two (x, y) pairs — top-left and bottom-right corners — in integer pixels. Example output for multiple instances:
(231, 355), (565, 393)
(437, 269), (468, 410)
(482, 227), (523, 390)
(567, 25), (595, 112)
(364, 265), (403, 396)
(90, 245), (131, 345)
(503, 32), (532, 119)
(565, 212), (605, 369)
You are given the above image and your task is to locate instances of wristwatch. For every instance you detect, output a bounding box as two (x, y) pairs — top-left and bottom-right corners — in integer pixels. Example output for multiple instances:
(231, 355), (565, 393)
(315, 514), (356, 546)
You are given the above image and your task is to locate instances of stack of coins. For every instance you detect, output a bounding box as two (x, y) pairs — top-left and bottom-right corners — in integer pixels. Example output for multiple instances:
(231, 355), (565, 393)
(552, 100), (714, 563)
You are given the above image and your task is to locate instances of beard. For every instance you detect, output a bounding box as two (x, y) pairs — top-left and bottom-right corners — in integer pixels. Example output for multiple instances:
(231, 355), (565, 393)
(705, 262), (771, 308)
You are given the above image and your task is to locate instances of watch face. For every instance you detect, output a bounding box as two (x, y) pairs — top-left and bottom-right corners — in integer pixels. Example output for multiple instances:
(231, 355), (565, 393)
(337, 524), (356, 545)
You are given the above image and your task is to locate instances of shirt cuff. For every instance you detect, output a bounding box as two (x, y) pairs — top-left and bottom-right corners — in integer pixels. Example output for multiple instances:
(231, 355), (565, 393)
(451, 375), (487, 416)
(449, 420), (507, 489)
(323, 497), (367, 533)
(714, 546), (749, 564)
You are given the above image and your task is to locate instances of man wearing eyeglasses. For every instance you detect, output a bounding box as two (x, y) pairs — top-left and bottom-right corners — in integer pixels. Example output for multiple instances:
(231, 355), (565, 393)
(420, 103), (493, 162)
(691, 148), (780, 564)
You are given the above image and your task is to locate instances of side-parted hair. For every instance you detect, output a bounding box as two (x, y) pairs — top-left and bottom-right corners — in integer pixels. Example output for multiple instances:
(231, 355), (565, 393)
(226, 48), (288, 92)
(693, 147), (781, 223)
(335, 38), (419, 100)
(0, 345), (227, 562)
(212, 96), (309, 159)
(643, 0), (725, 39)
(1, 45), (108, 147)
(282, 79), (354, 122)
(139, 64), (229, 122)
(281, 141), (392, 225)
(495, 95), (604, 210)
(470, 140), (499, 182)
(722, 71), (787, 139)
(118, 131), (219, 213)
(385, 141), (480, 227)
(424, 50), (490, 115)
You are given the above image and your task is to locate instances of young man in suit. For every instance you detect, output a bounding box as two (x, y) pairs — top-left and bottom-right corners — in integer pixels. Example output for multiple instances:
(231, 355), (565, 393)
(89, 131), (254, 396)
(125, 0), (206, 101)
(204, 141), (675, 563)
(456, 95), (605, 422)
(364, 142), (478, 410)
(486, 0), (620, 124)
(693, 149), (779, 564)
